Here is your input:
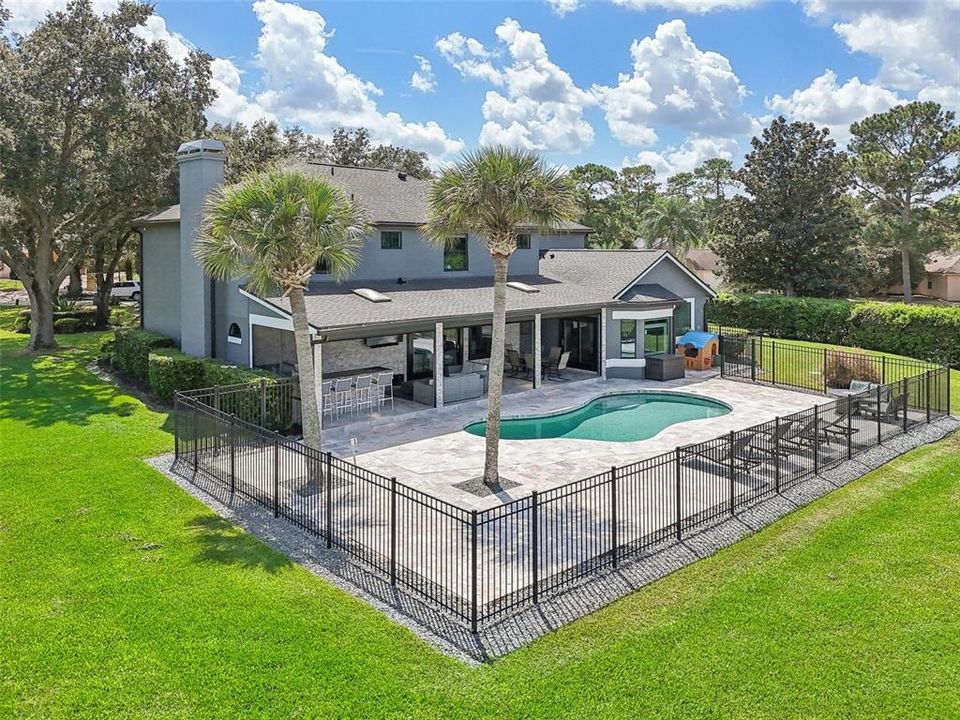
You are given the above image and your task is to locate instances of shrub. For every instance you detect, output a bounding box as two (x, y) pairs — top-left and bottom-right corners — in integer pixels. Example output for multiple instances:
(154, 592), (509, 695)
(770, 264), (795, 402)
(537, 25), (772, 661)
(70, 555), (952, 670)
(708, 294), (960, 368)
(97, 332), (117, 363)
(146, 349), (275, 405)
(15, 307), (99, 334)
(822, 351), (880, 389)
(147, 350), (208, 403)
(112, 327), (175, 383)
(53, 317), (84, 334)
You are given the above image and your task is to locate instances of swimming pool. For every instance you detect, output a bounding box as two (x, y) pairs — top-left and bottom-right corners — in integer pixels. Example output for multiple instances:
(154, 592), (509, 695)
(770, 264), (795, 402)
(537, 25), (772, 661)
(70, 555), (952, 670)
(464, 392), (731, 442)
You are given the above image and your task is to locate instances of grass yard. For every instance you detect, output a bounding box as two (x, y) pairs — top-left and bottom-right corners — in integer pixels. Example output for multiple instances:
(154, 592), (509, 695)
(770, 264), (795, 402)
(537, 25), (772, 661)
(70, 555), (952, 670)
(0, 279), (24, 292)
(2, 324), (959, 718)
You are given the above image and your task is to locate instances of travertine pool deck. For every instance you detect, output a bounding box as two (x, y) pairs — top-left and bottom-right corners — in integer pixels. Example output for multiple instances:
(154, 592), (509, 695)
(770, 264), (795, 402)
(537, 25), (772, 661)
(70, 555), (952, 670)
(323, 371), (820, 509)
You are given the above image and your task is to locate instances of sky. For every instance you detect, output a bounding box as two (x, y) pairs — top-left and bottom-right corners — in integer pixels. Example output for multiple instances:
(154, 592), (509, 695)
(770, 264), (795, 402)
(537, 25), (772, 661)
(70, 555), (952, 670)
(6, 0), (960, 176)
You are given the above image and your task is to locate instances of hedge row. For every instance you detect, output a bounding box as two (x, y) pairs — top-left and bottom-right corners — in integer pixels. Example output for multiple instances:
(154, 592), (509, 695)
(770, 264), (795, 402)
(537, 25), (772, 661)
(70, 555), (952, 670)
(707, 294), (960, 368)
(14, 308), (99, 334)
(102, 327), (277, 403)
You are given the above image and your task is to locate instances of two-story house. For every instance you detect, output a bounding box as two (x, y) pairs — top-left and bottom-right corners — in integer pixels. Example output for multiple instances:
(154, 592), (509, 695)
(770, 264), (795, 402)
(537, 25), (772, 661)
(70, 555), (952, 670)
(136, 139), (715, 409)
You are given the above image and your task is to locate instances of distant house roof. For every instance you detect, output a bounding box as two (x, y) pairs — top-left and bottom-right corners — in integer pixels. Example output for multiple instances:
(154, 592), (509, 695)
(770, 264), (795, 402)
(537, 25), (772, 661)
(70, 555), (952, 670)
(135, 162), (592, 232)
(136, 204), (181, 225)
(926, 252), (960, 275)
(259, 249), (687, 333)
(684, 248), (718, 272)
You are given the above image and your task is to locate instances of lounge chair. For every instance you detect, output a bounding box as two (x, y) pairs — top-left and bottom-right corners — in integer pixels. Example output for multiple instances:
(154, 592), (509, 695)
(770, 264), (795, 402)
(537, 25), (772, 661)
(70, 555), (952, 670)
(549, 351), (571, 380)
(860, 390), (903, 423)
(820, 397), (860, 441)
(505, 349), (524, 377)
(682, 432), (764, 470)
(542, 346), (561, 376)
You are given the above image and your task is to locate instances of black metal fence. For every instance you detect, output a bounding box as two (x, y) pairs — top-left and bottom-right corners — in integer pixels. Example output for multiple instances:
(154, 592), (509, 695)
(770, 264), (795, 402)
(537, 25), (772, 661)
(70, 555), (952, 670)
(172, 341), (951, 632)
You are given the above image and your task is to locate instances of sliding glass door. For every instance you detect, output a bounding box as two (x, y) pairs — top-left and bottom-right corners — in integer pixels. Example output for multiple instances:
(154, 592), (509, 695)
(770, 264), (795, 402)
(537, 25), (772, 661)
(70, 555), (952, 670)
(561, 316), (599, 371)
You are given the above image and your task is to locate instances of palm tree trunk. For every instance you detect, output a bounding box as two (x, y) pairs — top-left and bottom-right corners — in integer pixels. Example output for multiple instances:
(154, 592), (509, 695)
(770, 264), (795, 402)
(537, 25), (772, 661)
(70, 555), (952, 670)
(288, 287), (322, 451)
(482, 253), (509, 486)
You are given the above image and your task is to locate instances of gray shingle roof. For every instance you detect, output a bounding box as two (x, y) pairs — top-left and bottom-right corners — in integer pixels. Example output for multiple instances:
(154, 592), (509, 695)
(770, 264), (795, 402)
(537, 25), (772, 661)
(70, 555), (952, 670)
(135, 162), (592, 232)
(263, 249), (674, 333)
(926, 252), (960, 275)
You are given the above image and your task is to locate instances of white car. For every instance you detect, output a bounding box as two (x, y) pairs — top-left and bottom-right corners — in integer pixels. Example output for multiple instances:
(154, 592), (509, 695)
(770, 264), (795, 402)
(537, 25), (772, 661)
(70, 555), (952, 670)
(111, 280), (141, 301)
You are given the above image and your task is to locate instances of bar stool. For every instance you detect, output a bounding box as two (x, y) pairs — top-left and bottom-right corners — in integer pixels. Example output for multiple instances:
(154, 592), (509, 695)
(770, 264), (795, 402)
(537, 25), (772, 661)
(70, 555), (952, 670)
(354, 374), (374, 414)
(333, 377), (354, 418)
(374, 371), (394, 412)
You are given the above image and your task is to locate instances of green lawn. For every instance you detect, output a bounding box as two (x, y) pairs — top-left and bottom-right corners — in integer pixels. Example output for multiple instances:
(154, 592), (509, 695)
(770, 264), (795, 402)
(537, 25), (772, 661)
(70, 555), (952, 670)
(2, 327), (959, 718)
(0, 278), (23, 292)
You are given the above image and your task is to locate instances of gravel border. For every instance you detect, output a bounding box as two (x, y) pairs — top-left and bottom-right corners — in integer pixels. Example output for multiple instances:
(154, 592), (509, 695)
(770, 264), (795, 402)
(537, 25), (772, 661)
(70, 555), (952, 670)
(146, 416), (959, 664)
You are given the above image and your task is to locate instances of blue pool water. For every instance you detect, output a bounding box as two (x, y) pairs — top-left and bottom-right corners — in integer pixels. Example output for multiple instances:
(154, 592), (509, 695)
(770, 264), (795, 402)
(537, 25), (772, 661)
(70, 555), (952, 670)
(465, 392), (730, 442)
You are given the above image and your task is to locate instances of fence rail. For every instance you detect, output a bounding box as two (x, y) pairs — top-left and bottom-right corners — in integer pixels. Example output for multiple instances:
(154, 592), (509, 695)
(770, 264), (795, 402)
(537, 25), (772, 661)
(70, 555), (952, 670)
(172, 336), (951, 631)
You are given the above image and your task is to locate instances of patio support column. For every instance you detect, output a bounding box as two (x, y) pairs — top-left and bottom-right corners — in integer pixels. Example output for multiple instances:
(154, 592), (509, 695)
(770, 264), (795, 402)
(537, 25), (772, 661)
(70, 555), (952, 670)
(434, 321), (444, 409)
(533, 314), (542, 389)
(311, 338), (323, 433)
(599, 310), (607, 380)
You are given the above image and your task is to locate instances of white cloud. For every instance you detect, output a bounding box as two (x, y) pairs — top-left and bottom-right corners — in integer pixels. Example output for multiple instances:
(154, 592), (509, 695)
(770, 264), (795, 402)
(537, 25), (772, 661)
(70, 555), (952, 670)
(410, 55), (436, 93)
(248, 0), (463, 158)
(765, 70), (901, 142)
(613, 0), (761, 12)
(626, 135), (739, 177)
(3, 0), (118, 34)
(799, 0), (960, 110)
(438, 18), (596, 153)
(545, 0), (582, 16)
(435, 31), (504, 85)
(593, 20), (753, 147)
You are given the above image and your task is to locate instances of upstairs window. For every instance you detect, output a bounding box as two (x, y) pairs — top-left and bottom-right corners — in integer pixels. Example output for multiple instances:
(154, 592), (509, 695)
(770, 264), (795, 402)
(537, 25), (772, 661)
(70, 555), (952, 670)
(381, 231), (402, 250)
(516, 233), (531, 250)
(444, 235), (469, 272)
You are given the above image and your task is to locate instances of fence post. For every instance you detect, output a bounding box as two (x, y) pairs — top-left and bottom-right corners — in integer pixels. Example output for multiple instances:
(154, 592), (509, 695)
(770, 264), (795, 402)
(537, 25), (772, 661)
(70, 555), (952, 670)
(214, 386), (222, 454)
(822, 349), (828, 394)
(902, 377), (909, 433)
(750, 337), (757, 382)
(610, 466), (619, 569)
(876, 385), (883, 445)
(229, 420), (236, 494)
(719, 335), (725, 377)
(881, 356), (887, 385)
(390, 477), (397, 586)
(273, 439), (279, 517)
(470, 510), (479, 634)
(531, 491), (539, 604)
(774, 417), (781, 494)
(728, 431), (736, 515)
(771, 341), (777, 386)
(192, 408), (198, 473)
(674, 448), (682, 540)
(174, 398), (180, 460)
(260, 378), (267, 428)
(846, 398), (853, 460)
(813, 405), (820, 475)
(926, 370), (931, 424)
(325, 452), (333, 549)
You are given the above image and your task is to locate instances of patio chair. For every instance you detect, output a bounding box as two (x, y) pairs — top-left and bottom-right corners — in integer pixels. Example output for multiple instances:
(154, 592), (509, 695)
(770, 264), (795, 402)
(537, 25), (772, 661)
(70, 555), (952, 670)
(542, 346), (561, 375)
(332, 377), (354, 418)
(374, 371), (394, 412)
(782, 416), (830, 449)
(860, 390), (903, 423)
(682, 432), (764, 470)
(764, 418), (797, 457)
(549, 351), (571, 380)
(505, 348), (524, 377)
(353, 374), (375, 414)
(821, 397), (860, 441)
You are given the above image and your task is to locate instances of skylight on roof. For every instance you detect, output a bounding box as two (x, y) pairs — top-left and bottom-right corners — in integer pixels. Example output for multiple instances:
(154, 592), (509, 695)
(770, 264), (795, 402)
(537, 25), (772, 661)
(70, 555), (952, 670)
(507, 281), (540, 294)
(353, 288), (392, 303)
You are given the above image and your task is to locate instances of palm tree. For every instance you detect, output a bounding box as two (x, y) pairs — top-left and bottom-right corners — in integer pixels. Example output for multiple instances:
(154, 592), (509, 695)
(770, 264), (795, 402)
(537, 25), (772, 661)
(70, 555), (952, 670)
(196, 169), (368, 451)
(422, 146), (577, 486)
(641, 195), (702, 256)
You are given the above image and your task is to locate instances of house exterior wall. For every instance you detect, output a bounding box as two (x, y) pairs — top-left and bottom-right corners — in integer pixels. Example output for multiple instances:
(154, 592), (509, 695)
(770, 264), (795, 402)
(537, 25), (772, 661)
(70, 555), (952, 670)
(631, 260), (710, 330)
(141, 223), (182, 343)
(321, 338), (408, 378)
(887, 273), (960, 301)
(309, 228), (588, 283)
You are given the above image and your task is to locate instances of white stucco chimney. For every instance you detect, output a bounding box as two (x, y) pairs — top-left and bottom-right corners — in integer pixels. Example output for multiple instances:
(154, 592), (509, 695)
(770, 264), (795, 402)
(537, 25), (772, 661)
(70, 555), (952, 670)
(176, 138), (225, 357)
